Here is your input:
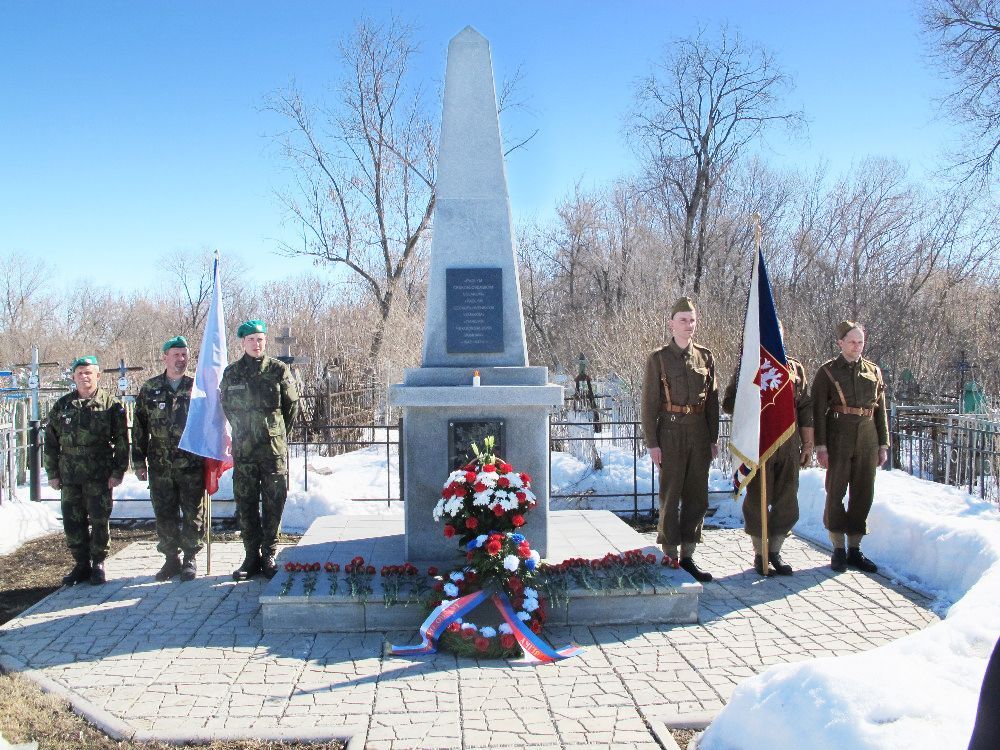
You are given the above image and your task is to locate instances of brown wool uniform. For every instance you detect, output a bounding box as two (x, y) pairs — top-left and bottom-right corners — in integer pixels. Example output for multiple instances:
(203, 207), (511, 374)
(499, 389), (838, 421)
(641, 340), (720, 548)
(812, 354), (889, 536)
(722, 358), (813, 541)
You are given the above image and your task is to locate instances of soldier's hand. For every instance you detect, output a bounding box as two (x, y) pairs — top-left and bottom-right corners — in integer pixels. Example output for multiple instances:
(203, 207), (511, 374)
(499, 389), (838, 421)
(800, 444), (813, 468)
(135, 467), (147, 481)
(816, 448), (829, 469)
(648, 447), (662, 466)
(878, 447), (888, 467)
(108, 476), (123, 489)
(48, 478), (61, 491)
(711, 444), (719, 460)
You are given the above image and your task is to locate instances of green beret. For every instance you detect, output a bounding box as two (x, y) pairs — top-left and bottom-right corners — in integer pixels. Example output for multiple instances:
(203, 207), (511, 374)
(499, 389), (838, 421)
(237, 320), (267, 338)
(836, 320), (859, 339)
(162, 336), (189, 353)
(670, 296), (696, 317)
(71, 356), (99, 371)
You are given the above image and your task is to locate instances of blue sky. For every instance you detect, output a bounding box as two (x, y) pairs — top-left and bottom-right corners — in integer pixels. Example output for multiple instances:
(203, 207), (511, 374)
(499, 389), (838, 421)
(0, 1), (952, 291)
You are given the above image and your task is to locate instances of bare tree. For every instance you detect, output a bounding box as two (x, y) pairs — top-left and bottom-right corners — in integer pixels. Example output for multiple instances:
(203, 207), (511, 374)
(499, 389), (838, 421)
(923, 0), (1000, 182)
(629, 26), (803, 294)
(268, 18), (436, 372)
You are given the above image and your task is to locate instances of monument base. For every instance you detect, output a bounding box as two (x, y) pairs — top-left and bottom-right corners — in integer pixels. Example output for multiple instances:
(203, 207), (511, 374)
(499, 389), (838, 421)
(260, 510), (701, 633)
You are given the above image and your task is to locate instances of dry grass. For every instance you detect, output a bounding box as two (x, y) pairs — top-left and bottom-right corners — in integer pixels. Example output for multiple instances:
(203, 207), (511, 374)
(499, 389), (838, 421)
(0, 523), (340, 749)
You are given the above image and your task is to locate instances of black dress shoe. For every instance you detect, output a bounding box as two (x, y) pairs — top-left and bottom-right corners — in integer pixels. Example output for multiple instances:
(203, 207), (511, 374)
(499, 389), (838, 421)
(89, 560), (106, 585)
(62, 561), (90, 586)
(261, 555), (278, 580)
(680, 557), (713, 582)
(233, 555), (262, 581)
(179, 553), (197, 582)
(847, 547), (878, 573)
(155, 555), (182, 582)
(831, 547), (848, 573)
(768, 553), (794, 576)
(753, 555), (767, 576)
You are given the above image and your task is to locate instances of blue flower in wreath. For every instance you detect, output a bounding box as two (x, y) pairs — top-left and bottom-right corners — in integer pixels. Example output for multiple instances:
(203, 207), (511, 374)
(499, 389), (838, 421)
(511, 533), (525, 544)
(466, 540), (478, 551)
(525, 557), (537, 571)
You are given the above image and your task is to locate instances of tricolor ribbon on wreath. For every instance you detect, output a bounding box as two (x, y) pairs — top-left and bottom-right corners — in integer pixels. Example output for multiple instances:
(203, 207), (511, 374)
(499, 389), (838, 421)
(388, 589), (583, 663)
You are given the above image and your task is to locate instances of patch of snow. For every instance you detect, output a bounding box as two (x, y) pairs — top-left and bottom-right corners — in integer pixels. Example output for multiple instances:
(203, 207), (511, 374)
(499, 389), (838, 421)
(0, 499), (61, 555)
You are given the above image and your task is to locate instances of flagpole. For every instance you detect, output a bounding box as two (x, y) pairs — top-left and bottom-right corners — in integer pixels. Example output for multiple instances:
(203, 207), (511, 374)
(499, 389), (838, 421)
(753, 214), (771, 574)
(205, 489), (212, 575)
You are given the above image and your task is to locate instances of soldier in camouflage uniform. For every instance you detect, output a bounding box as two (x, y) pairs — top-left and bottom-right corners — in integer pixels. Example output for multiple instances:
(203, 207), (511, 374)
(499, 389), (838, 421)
(641, 297), (720, 583)
(220, 320), (299, 580)
(132, 336), (205, 582)
(813, 321), (889, 574)
(44, 356), (129, 585)
(722, 329), (815, 576)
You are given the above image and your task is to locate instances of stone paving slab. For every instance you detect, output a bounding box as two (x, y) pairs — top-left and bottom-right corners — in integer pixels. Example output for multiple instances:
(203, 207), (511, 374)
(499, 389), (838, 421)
(0, 529), (938, 749)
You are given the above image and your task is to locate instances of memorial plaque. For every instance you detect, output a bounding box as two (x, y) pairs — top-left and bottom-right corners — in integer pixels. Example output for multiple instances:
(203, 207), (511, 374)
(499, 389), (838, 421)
(448, 419), (505, 472)
(446, 268), (503, 353)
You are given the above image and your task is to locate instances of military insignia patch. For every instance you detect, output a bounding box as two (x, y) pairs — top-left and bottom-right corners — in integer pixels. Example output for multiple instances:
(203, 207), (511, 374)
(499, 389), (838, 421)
(158, 402), (166, 410)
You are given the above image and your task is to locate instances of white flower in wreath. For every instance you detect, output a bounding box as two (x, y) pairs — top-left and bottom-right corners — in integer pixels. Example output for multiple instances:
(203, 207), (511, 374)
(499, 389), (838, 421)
(433, 499), (445, 521)
(475, 534), (488, 546)
(498, 494), (518, 511)
(516, 610), (531, 622)
(524, 587), (538, 599)
(461, 622), (477, 632)
(498, 622), (513, 634)
(446, 470), (466, 485)
(449, 571), (465, 582)
(501, 472), (523, 489)
(529, 550), (540, 566)
(522, 597), (539, 613)
(473, 490), (492, 507)
(503, 554), (520, 572)
(444, 497), (464, 516)
(479, 469), (499, 486)
(443, 583), (459, 597)
(479, 626), (497, 638)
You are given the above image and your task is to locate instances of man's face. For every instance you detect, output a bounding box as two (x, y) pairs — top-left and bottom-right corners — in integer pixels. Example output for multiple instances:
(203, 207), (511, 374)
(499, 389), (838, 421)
(162, 347), (189, 378)
(838, 328), (866, 361)
(670, 311), (697, 340)
(242, 333), (266, 358)
(72, 365), (100, 396)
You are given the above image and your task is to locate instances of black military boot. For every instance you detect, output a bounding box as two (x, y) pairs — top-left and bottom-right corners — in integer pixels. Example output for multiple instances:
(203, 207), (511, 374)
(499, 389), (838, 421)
(260, 553), (279, 580)
(155, 554), (182, 582)
(680, 557), (713, 582)
(768, 553), (794, 576)
(232, 552), (261, 581)
(831, 547), (848, 573)
(753, 555), (767, 576)
(847, 547), (878, 573)
(179, 553), (197, 582)
(89, 560), (106, 585)
(62, 560), (91, 586)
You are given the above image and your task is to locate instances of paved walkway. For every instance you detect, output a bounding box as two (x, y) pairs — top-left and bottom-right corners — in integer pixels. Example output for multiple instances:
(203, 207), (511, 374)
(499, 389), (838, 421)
(0, 530), (938, 749)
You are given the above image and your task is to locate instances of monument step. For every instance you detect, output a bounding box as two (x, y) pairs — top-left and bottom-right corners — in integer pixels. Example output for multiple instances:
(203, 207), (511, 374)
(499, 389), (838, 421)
(260, 510), (701, 633)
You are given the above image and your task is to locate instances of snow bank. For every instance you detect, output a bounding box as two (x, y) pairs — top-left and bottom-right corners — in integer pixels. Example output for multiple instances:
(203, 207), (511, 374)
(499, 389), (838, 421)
(698, 469), (1000, 750)
(0, 499), (61, 555)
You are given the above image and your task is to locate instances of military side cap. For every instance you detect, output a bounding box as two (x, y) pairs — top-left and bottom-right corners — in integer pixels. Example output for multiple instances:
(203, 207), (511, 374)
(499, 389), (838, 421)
(162, 335), (189, 352)
(836, 320), (859, 339)
(71, 356), (99, 371)
(237, 320), (267, 338)
(670, 296), (696, 317)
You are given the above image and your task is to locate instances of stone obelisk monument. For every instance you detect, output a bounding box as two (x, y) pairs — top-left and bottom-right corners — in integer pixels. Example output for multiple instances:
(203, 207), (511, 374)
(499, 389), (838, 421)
(389, 27), (562, 562)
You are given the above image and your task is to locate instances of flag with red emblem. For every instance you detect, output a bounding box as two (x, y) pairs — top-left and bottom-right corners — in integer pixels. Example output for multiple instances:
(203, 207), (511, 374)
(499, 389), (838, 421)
(729, 247), (797, 494)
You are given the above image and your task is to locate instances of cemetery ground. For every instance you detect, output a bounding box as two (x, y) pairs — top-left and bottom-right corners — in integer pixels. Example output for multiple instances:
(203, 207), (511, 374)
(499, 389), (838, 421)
(0, 516), (942, 750)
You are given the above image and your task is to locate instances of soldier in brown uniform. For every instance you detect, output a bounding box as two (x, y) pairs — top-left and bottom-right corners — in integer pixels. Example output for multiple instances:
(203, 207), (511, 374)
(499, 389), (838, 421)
(722, 336), (814, 576)
(641, 297), (720, 583)
(813, 321), (889, 573)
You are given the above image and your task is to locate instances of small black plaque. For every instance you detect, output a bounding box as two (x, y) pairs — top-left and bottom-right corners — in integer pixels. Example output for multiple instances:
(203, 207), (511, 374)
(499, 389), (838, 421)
(446, 267), (503, 353)
(448, 420), (506, 472)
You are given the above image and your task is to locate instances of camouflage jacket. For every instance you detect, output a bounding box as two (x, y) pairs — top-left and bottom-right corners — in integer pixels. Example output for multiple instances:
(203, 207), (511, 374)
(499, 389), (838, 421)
(132, 372), (204, 474)
(812, 354), (889, 448)
(220, 354), (299, 470)
(640, 339), (720, 448)
(44, 387), (129, 484)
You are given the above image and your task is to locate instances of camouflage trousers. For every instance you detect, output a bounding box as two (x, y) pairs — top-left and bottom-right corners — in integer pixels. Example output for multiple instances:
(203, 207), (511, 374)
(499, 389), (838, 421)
(149, 469), (205, 557)
(233, 462), (287, 558)
(61, 481), (113, 563)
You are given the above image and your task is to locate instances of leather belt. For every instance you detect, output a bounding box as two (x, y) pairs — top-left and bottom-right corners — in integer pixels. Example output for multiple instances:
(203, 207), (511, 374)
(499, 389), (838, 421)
(662, 403), (705, 415)
(831, 405), (874, 418)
